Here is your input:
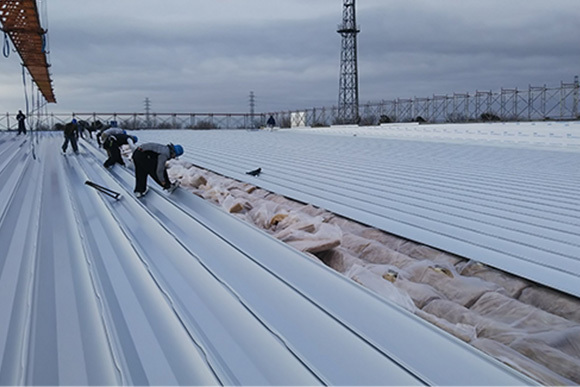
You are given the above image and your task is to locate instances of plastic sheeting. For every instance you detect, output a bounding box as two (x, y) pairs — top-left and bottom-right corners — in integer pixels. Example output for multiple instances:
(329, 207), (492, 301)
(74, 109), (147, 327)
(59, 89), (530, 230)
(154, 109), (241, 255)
(164, 157), (580, 386)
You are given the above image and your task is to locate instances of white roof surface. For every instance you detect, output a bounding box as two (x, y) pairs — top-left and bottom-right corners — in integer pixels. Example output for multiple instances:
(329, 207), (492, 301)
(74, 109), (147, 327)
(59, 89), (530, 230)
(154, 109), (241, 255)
(137, 121), (580, 299)
(0, 128), (542, 385)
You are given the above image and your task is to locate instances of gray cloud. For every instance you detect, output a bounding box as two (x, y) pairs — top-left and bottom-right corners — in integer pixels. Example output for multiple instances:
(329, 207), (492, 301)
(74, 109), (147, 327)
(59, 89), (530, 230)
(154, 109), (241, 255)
(1, 0), (578, 115)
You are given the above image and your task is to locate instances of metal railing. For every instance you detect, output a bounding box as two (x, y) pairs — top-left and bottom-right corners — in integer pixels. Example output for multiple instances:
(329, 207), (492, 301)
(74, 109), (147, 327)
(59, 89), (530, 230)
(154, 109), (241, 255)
(2, 77), (578, 131)
(270, 76), (580, 127)
(0, 112), (270, 131)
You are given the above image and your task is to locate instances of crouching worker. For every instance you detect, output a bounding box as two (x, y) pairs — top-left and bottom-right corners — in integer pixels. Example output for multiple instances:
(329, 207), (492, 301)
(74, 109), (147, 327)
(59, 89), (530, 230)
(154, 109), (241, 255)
(103, 133), (138, 168)
(132, 142), (183, 198)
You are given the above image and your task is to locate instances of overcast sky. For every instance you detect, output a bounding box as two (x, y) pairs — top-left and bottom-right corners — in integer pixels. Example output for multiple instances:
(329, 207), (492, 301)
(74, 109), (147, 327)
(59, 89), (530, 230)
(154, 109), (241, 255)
(1, 0), (579, 114)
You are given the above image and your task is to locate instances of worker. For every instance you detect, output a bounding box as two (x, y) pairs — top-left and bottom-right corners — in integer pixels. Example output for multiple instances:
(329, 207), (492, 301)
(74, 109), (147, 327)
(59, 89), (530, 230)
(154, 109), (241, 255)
(132, 142), (183, 198)
(103, 133), (138, 168)
(16, 110), (27, 135)
(62, 119), (79, 154)
(97, 122), (123, 148)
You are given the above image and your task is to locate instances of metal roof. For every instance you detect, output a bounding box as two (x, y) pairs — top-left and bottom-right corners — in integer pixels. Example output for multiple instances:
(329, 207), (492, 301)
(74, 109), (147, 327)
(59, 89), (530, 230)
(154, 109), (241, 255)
(0, 0), (56, 103)
(136, 121), (580, 299)
(0, 131), (536, 385)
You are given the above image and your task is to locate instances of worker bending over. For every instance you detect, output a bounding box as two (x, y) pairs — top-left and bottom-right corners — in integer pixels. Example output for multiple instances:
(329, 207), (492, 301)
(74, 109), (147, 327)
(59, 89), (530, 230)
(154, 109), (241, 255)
(132, 142), (183, 198)
(103, 133), (138, 168)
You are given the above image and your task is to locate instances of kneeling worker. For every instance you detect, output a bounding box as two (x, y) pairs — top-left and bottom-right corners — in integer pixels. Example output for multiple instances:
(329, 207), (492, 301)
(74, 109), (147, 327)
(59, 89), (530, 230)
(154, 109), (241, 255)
(132, 142), (183, 198)
(103, 133), (138, 168)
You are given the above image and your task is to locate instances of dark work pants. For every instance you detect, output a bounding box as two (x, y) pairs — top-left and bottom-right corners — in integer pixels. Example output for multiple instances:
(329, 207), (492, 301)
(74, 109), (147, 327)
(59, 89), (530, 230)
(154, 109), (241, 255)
(62, 134), (78, 153)
(17, 122), (26, 135)
(132, 149), (169, 193)
(103, 145), (125, 168)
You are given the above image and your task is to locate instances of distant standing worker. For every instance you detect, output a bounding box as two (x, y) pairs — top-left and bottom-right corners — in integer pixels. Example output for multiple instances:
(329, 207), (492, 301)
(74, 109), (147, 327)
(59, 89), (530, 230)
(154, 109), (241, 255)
(103, 133), (138, 168)
(62, 119), (79, 154)
(16, 110), (26, 135)
(267, 115), (276, 128)
(132, 142), (183, 197)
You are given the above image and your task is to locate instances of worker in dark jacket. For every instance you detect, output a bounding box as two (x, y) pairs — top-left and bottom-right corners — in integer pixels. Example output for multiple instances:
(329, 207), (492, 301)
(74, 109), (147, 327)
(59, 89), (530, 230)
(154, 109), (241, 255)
(62, 119), (79, 154)
(103, 133), (138, 168)
(16, 110), (26, 135)
(132, 142), (183, 197)
(97, 125), (124, 148)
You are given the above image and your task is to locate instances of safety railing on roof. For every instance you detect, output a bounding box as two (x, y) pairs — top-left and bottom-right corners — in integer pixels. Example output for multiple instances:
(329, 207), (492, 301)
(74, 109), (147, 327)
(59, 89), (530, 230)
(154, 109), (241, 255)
(1, 77), (578, 131)
(0, 112), (270, 131)
(269, 76), (580, 127)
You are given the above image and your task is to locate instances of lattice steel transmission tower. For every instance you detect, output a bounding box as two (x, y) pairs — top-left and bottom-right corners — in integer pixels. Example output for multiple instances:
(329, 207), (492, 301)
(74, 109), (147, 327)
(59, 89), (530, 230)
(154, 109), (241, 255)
(337, 0), (360, 124)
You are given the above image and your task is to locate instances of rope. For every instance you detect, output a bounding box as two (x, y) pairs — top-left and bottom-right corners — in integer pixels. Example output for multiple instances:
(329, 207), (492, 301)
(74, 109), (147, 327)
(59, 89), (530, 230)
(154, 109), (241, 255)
(22, 65), (29, 115)
(21, 65), (37, 159)
(2, 31), (9, 58)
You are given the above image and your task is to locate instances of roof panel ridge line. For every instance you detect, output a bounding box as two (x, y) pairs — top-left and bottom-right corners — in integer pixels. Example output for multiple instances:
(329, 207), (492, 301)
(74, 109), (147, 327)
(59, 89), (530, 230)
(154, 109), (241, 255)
(96, 153), (326, 385)
(73, 137), (331, 383)
(197, 208), (437, 384)
(62, 151), (126, 385)
(123, 154), (434, 385)
(14, 139), (48, 386)
(76, 141), (226, 385)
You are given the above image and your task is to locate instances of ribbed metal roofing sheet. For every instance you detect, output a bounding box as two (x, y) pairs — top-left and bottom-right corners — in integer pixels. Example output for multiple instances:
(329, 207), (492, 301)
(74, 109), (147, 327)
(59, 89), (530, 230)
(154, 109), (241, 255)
(136, 122), (580, 299)
(0, 131), (536, 385)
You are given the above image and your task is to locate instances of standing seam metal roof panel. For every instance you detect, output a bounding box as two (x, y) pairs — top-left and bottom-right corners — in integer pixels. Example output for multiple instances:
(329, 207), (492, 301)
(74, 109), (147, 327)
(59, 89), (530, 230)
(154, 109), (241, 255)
(136, 125), (580, 299)
(0, 132), (538, 385)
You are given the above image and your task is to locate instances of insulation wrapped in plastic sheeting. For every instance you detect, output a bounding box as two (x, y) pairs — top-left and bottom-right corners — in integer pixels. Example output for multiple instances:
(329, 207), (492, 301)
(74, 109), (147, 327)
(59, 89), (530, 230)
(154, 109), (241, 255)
(328, 215), (374, 235)
(344, 264), (416, 312)
(464, 292), (580, 353)
(166, 159), (580, 385)
(296, 204), (330, 218)
(471, 292), (578, 333)
(421, 298), (530, 344)
(516, 327), (580, 360)
(510, 330), (580, 384)
(183, 173), (208, 189)
(274, 217), (342, 254)
(397, 243), (464, 266)
(358, 228), (465, 266)
(459, 260), (531, 298)
(392, 275), (445, 309)
(403, 260), (503, 307)
(220, 194), (251, 213)
(341, 233), (418, 268)
(200, 184), (230, 203)
(422, 298), (483, 328)
(415, 309), (477, 343)
(359, 228), (409, 251)
(168, 160), (202, 185)
(263, 192), (305, 209)
(317, 247), (367, 273)
(472, 338), (576, 386)
(248, 200), (288, 229)
(345, 262), (447, 310)
(519, 286), (580, 324)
